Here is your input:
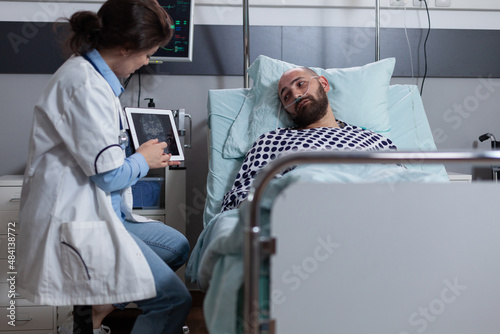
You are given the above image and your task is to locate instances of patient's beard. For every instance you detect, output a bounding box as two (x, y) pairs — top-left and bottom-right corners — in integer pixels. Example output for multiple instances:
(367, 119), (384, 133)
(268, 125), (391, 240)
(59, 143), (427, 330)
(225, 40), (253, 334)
(292, 85), (329, 129)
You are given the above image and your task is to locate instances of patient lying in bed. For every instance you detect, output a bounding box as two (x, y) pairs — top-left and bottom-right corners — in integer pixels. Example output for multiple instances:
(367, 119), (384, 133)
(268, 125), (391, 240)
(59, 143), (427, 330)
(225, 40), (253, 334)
(221, 67), (398, 212)
(187, 65), (449, 334)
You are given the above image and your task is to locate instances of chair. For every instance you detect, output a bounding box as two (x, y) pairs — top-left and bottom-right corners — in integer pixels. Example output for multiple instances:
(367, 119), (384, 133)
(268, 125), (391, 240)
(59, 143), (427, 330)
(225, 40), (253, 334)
(73, 305), (93, 334)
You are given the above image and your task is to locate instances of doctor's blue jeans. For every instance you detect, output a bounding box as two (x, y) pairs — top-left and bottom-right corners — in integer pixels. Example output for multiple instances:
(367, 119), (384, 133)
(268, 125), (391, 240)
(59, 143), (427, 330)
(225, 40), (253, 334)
(117, 219), (192, 334)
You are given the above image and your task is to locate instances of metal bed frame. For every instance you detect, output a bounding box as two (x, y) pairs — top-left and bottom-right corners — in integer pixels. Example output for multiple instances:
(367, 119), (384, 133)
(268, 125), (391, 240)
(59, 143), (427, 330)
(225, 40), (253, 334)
(242, 150), (500, 334)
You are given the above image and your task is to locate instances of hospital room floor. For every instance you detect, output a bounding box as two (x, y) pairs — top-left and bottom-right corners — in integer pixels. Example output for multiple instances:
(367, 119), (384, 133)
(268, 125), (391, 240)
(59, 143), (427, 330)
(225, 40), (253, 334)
(103, 290), (208, 333)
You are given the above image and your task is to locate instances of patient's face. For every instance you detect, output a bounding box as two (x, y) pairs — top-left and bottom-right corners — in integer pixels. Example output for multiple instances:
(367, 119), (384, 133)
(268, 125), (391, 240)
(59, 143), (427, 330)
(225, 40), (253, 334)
(292, 84), (329, 128)
(278, 68), (329, 128)
(278, 68), (313, 111)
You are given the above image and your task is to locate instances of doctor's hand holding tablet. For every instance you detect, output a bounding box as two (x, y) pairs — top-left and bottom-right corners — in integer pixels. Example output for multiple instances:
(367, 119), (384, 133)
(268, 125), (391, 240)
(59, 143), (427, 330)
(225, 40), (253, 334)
(136, 138), (181, 169)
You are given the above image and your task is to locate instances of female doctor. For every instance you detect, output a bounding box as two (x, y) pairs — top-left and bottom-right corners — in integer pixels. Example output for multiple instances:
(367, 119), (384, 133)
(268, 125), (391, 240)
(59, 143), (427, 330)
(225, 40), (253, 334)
(17, 0), (191, 333)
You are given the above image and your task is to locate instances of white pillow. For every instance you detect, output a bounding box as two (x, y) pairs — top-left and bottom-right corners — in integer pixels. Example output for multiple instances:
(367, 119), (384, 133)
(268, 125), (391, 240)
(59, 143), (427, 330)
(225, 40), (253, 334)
(222, 55), (396, 159)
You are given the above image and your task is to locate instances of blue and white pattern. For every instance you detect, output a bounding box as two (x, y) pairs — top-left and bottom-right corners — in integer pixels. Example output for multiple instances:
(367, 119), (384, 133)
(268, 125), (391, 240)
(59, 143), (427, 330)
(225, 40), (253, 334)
(221, 121), (397, 212)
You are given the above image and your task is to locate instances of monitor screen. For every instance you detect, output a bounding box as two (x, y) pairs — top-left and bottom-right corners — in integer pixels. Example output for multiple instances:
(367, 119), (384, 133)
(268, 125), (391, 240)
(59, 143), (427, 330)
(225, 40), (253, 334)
(150, 0), (194, 63)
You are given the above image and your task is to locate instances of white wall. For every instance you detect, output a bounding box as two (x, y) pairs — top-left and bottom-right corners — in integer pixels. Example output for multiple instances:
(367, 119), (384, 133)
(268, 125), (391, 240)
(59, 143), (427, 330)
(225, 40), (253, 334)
(2, 0), (500, 29)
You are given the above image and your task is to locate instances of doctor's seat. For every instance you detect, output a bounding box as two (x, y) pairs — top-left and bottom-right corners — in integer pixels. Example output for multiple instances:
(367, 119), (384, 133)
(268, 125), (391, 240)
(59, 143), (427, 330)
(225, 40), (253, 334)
(73, 305), (93, 333)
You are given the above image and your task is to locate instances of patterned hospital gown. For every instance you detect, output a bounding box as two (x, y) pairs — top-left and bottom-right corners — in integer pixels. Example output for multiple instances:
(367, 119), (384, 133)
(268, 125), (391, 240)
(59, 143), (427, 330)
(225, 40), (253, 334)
(220, 121), (397, 212)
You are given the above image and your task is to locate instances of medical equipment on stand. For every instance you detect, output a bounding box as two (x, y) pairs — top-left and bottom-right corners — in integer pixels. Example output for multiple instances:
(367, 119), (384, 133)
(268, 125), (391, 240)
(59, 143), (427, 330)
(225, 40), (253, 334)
(142, 98), (192, 152)
(173, 108), (192, 150)
(479, 132), (500, 182)
(136, 99), (192, 282)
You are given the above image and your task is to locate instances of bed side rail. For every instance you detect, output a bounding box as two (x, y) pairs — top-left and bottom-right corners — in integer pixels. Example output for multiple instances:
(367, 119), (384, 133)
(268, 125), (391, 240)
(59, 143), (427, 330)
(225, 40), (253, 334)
(242, 150), (500, 334)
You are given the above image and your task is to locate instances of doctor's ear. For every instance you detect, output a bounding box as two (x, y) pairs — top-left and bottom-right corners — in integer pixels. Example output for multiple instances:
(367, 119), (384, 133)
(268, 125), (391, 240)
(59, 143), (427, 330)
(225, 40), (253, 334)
(119, 43), (136, 56)
(120, 48), (132, 56)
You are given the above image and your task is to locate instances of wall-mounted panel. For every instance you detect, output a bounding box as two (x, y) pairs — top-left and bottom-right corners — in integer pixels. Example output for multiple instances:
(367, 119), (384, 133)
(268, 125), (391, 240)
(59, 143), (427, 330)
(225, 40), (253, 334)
(2, 22), (500, 78)
(283, 26), (500, 78)
(151, 25), (282, 76)
(1, 21), (67, 74)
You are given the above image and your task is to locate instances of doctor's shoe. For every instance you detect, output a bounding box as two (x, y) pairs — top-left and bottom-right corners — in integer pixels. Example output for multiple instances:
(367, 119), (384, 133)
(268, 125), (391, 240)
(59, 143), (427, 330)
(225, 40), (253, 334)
(93, 324), (111, 334)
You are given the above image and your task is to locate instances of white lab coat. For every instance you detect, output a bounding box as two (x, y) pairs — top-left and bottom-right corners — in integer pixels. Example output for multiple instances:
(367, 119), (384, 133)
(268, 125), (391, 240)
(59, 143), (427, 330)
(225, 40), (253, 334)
(17, 56), (156, 306)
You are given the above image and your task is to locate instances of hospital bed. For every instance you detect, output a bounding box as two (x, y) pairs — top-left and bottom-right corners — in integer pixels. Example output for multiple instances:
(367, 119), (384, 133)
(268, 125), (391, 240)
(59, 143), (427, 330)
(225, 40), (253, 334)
(186, 55), (500, 334)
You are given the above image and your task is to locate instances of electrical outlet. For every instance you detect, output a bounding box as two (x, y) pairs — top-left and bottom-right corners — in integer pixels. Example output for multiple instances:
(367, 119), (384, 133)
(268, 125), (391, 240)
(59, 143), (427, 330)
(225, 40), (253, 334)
(390, 0), (408, 6)
(413, 0), (424, 6)
(435, 0), (451, 7)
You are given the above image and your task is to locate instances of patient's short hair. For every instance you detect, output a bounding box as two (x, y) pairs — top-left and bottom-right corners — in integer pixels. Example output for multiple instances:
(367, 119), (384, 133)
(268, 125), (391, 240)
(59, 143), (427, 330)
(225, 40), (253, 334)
(281, 66), (319, 78)
(300, 67), (319, 77)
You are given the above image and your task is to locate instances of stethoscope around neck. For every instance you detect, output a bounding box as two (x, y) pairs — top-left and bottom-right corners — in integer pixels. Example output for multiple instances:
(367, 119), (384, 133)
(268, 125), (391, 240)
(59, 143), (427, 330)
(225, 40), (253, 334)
(118, 128), (129, 149)
(118, 110), (130, 149)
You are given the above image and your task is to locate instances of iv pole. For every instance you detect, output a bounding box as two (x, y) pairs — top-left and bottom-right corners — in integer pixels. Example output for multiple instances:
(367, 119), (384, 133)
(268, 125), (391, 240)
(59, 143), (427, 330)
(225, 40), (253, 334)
(375, 0), (380, 61)
(243, 0), (250, 88)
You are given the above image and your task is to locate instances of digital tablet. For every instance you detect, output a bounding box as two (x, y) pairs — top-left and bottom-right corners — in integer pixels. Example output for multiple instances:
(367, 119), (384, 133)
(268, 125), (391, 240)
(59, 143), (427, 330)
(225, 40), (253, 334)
(124, 107), (184, 161)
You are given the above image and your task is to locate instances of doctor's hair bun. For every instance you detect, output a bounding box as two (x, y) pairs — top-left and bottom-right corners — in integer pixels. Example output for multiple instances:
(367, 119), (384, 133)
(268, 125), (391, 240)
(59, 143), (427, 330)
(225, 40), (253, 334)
(62, 0), (173, 57)
(65, 11), (103, 56)
(70, 11), (102, 35)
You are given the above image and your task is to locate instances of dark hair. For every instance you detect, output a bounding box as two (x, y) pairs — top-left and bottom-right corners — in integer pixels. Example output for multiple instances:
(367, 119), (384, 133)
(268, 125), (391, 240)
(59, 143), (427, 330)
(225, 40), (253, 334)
(64, 0), (173, 56)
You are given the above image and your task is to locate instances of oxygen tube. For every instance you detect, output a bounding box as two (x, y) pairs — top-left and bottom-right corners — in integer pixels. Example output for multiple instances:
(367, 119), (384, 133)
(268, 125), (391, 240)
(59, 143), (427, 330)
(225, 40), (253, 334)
(284, 76), (319, 109)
